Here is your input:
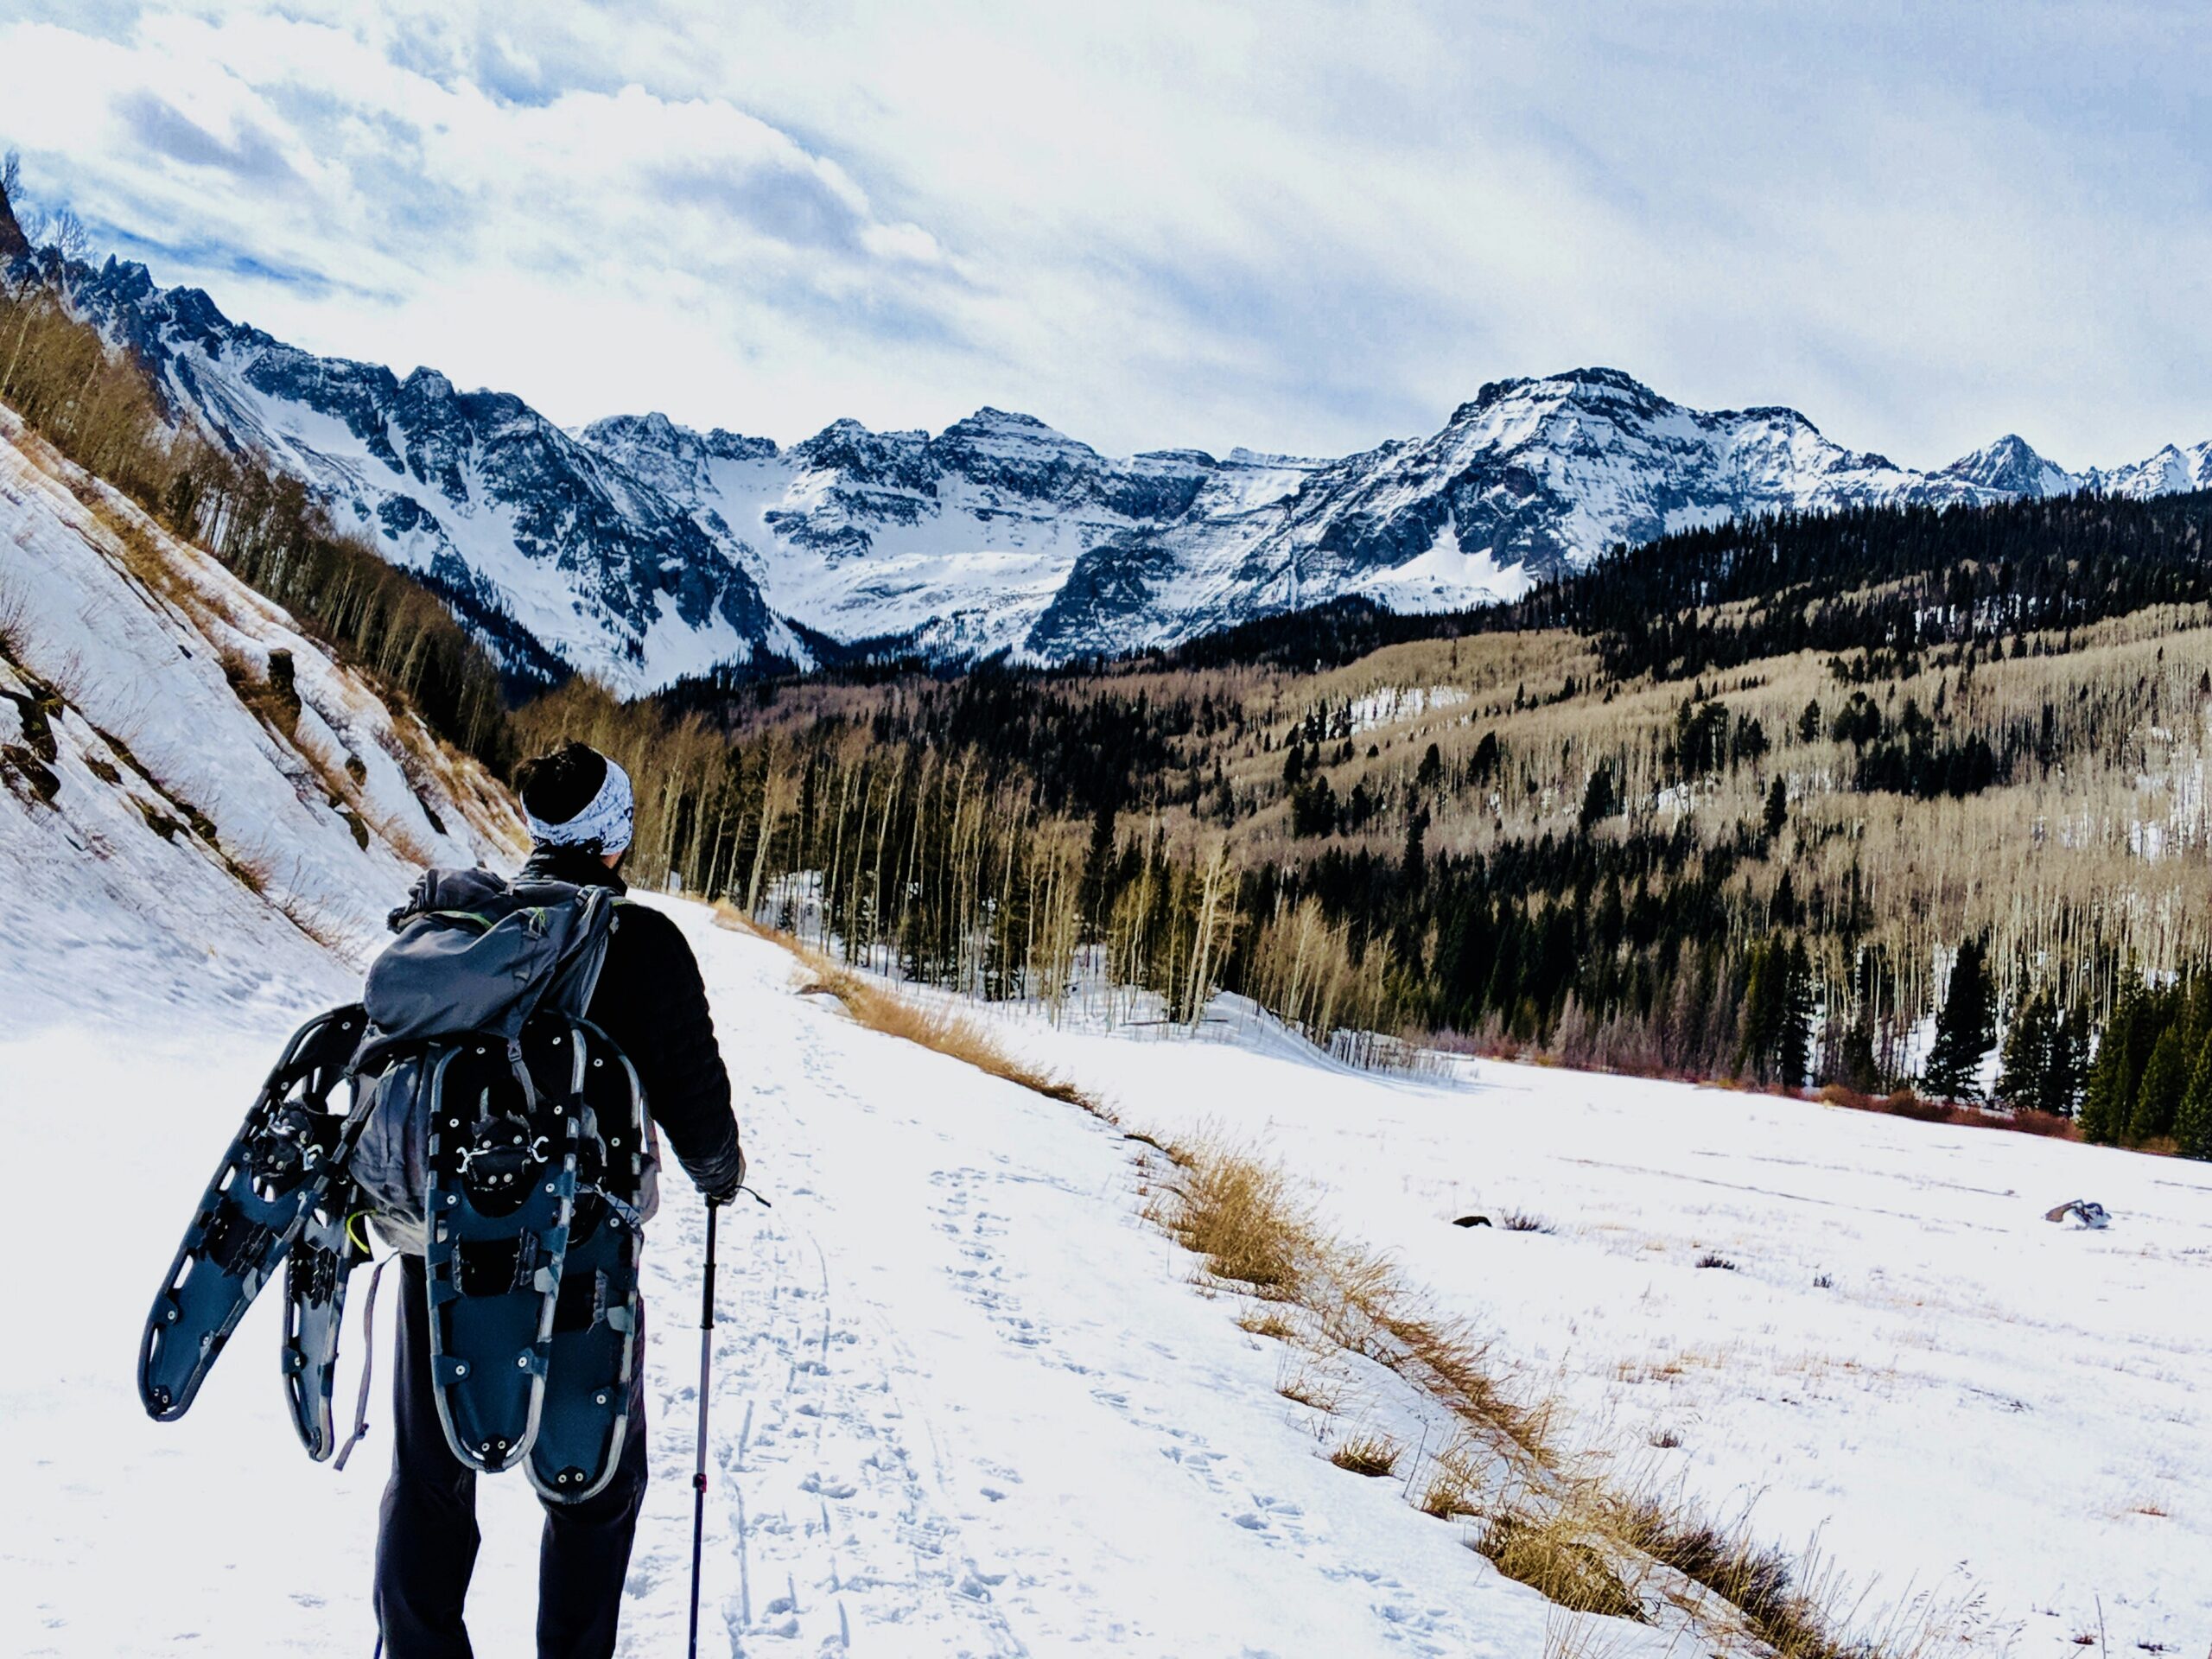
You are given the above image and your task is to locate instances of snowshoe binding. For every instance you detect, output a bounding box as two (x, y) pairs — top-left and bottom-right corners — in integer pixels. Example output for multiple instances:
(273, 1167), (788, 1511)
(139, 1003), (368, 1421)
(529, 1019), (646, 1503)
(421, 1018), (585, 1475)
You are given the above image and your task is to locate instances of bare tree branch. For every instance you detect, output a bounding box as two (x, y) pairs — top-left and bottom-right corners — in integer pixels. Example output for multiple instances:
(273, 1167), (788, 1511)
(45, 206), (88, 263)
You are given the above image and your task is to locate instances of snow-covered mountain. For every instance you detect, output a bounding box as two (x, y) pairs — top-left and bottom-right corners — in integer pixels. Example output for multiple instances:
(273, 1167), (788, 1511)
(60, 259), (799, 693)
(32, 248), (2212, 690)
(1939, 430), (2212, 501)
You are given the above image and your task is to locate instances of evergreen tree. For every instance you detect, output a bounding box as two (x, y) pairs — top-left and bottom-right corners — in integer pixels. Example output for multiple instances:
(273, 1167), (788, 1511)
(1837, 1007), (1880, 1093)
(2174, 1030), (2212, 1161)
(1579, 765), (1617, 830)
(1995, 989), (2054, 1109)
(2080, 983), (2146, 1144)
(1738, 933), (1789, 1083)
(1762, 777), (1789, 841)
(1923, 938), (1995, 1100)
(2131, 1024), (2190, 1144)
(1777, 939), (1815, 1089)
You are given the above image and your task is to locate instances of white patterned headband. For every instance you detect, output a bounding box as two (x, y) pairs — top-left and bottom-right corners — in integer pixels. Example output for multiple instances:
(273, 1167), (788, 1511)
(524, 755), (635, 855)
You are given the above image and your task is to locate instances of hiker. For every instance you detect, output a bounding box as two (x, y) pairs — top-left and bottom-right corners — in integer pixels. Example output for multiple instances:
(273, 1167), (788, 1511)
(374, 741), (746, 1659)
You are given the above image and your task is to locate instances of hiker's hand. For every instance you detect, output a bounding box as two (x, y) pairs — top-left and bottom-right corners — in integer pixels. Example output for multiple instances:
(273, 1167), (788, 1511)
(703, 1147), (746, 1206)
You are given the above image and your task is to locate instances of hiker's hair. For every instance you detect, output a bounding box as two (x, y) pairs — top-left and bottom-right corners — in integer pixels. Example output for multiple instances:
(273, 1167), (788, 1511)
(516, 742), (610, 829)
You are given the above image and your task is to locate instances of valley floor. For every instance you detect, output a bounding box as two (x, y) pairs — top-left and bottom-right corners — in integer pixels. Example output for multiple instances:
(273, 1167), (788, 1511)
(3, 900), (2206, 1657)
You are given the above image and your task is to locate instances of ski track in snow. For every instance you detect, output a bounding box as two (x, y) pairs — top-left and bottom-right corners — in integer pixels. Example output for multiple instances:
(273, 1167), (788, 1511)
(2, 900), (1591, 1659)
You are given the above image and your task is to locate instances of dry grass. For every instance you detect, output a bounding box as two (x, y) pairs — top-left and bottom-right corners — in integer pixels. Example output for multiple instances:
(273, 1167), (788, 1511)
(1276, 1363), (1341, 1414)
(1237, 1307), (1297, 1341)
(1418, 1463), (1480, 1520)
(1474, 1506), (1644, 1620)
(1328, 1432), (1402, 1478)
(1157, 1147), (1311, 1296)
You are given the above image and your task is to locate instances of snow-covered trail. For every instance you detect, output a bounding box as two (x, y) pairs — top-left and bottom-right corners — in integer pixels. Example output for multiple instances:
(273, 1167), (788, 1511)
(1, 902), (1611, 1658)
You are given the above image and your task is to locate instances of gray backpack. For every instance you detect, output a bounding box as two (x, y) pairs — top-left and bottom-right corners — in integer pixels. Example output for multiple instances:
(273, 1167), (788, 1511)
(348, 869), (620, 1249)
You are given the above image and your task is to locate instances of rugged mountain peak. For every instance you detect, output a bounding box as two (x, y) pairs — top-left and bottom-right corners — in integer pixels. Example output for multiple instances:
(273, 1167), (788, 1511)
(1942, 433), (2075, 497)
(1452, 365), (1671, 425)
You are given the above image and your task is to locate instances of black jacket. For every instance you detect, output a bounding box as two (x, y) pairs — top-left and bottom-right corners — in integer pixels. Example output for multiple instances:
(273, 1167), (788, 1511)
(518, 845), (745, 1201)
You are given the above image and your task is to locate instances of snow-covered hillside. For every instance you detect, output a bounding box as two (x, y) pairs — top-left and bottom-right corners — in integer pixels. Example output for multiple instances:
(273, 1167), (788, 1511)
(30, 245), (2212, 690)
(0, 405), (522, 1028)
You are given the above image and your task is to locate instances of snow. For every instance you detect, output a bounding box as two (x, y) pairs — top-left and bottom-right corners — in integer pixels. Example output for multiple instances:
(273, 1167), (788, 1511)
(1349, 521), (1534, 613)
(0, 409), (520, 1027)
(974, 998), (2212, 1657)
(1345, 684), (1474, 733)
(2, 907), (1653, 1659)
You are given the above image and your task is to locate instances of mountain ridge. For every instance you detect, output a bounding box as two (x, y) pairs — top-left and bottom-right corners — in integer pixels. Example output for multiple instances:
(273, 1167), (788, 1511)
(16, 238), (2212, 692)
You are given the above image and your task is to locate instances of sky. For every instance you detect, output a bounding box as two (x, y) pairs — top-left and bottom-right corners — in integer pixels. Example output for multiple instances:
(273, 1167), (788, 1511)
(1, 1), (2209, 469)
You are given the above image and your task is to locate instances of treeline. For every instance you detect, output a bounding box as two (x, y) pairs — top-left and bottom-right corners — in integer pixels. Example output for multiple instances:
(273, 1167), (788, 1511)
(512, 680), (1243, 1025)
(1499, 492), (2212, 683)
(0, 216), (522, 765)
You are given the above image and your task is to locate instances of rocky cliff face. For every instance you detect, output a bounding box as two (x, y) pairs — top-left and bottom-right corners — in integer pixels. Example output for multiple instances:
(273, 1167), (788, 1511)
(32, 253), (2212, 688)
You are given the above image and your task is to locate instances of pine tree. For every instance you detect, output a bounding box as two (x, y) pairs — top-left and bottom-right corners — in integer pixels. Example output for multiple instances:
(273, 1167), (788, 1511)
(1737, 933), (1789, 1083)
(2080, 984), (2145, 1144)
(2131, 1024), (2190, 1144)
(1778, 939), (1815, 1088)
(1579, 765), (1616, 830)
(1995, 990), (2054, 1109)
(1923, 938), (1994, 1100)
(1762, 777), (1789, 841)
(1837, 1007), (1880, 1093)
(2174, 1030), (2212, 1161)
(2043, 1001), (2090, 1117)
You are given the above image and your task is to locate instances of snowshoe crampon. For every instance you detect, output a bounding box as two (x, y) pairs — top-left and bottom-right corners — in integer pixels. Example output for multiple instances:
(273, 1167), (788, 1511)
(422, 1020), (583, 1474)
(280, 1183), (372, 1459)
(139, 1004), (368, 1421)
(530, 1020), (645, 1503)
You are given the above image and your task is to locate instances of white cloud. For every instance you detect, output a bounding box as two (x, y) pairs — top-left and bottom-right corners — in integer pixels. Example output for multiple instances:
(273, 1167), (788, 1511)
(1, 1), (2209, 469)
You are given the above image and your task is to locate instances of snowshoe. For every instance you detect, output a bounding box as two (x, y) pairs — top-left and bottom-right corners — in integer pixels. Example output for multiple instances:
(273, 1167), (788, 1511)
(530, 1020), (646, 1503)
(279, 1179), (371, 1459)
(422, 1019), (584, 1474)
(139, 1003), (368, 1421)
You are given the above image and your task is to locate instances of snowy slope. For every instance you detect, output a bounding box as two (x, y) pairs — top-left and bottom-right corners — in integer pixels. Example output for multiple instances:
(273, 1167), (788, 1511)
(35, 248), (2212, 687)
(0, 404), (522, 1028)
(977, 996), (2212, 1659)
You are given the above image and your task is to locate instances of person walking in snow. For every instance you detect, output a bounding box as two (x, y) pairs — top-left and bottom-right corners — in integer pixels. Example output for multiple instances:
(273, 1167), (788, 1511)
(375, 741), (746, 1659)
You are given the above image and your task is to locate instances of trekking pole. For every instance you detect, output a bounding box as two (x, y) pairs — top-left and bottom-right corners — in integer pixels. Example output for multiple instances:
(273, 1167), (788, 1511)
(687, 1198), (720, 1659)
